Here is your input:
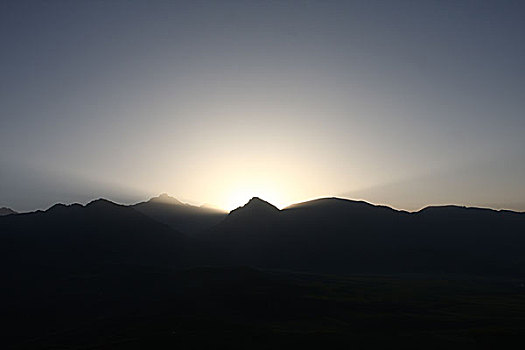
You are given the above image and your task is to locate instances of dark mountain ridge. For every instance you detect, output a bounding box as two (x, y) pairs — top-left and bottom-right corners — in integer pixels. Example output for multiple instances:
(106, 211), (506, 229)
(231, 196), (280, 214)
(133, 193), (226, 234)
(221, 197), (280, 226)
(0, 206), (17, 216)
(0, 198), (187, 271)
(2, 195), (524, 276)
(201, 197), (525, 275)
(3, 195), (525, 349)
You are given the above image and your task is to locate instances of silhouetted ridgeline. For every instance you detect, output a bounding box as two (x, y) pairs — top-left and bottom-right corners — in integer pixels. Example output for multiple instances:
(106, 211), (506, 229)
(200, 197), (525, 275)
(132, 193), (226, 235)
(2, 195), (525, 349)
(0, 207), (17, 216)
(1, 195), (524, 275)
(0, 199), (187, 270)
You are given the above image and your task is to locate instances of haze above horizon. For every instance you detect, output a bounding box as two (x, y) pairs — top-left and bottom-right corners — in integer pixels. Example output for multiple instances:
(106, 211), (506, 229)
(1, 1), (524, 212)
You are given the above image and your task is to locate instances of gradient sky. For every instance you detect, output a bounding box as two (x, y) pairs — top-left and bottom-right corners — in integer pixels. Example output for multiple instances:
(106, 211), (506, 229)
(1, 0), (524, 212)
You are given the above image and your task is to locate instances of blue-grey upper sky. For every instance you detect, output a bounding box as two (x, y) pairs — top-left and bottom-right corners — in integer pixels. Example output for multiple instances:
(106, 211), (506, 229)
(1, 0), (524, 212)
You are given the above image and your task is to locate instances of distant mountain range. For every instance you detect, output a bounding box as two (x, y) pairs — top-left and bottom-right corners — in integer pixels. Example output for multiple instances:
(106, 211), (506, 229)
(1, 194), (524, 276)
(132, 193), (226, 234)
(202, 196), (525, 275)
(1, 198), (186, 270)
(3, 194), (525, 348)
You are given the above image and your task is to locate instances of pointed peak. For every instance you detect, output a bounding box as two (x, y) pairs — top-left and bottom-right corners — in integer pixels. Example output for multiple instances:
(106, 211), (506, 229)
(86, 198), (120, 208)
(48, 203), (67, 210)
(149, 193), (184, 205)
(231, 197), (279, 214)
(247, 196), (274, 206)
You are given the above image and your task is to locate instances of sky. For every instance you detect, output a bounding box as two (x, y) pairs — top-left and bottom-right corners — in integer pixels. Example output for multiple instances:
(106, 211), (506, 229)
(1, 0), (524, 212)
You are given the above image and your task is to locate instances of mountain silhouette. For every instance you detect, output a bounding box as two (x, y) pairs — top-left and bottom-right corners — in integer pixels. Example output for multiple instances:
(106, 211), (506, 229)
(150, 192), (184, 205)
(0, 207), (17, 216)
(222, 197), (280, 224)
(133, 193), (226, 234)
(2, 196), (524, 275)
(232, 196), (280, 213)
(201, 197), (525, 275)
(1, 198), (187, 271)
(3, 195), (525, 349)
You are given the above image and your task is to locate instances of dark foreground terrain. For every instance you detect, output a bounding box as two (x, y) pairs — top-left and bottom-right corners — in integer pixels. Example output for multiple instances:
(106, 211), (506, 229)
(2, 196), (525, 348)
(4, 265), (525, 349)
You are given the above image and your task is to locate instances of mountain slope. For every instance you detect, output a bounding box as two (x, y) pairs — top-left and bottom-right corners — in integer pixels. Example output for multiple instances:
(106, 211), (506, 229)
(221, 197), (280, 226)
(203, 197), (525, 275)
(133, 193), (226, 234)
(3, 196), (525, 349)
(2, 195), (525, 275)
(0, 199), (187, 270)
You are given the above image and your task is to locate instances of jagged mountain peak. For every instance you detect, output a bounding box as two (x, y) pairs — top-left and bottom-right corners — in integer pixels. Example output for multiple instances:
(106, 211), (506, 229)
(229, 197), (280, 216)
(149, 193), (184, 205)
(246, 197), (278, 208)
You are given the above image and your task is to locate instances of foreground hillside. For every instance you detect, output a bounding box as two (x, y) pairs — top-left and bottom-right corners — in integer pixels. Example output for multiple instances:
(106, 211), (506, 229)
(4, 265), (525, 349)
(2, 195), (525, 349)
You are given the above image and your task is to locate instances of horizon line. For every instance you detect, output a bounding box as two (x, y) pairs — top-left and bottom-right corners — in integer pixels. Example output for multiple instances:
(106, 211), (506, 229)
(3, 194), (524, 215)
